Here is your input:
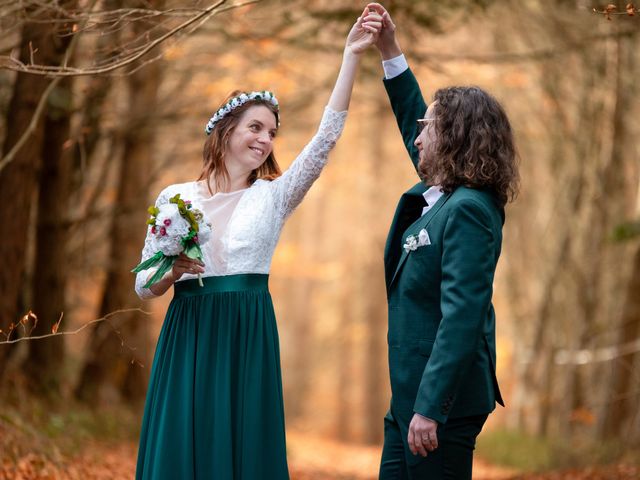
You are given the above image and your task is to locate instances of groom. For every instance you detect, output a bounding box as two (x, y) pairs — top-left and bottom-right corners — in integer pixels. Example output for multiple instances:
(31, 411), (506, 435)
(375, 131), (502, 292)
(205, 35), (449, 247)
(366, 4), (518, 479)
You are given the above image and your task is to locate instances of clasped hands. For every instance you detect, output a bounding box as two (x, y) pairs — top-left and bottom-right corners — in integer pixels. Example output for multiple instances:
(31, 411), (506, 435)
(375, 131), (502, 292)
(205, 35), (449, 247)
(345, 3), (398, 57)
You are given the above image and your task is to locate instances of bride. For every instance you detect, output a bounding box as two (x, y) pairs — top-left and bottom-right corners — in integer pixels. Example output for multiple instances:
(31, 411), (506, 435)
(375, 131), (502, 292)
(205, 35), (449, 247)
(134, 7), (382, 480)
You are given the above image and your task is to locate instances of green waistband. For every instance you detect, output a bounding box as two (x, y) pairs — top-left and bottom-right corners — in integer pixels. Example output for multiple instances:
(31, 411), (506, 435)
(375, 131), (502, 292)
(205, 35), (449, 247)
(173, 274), (269, 298)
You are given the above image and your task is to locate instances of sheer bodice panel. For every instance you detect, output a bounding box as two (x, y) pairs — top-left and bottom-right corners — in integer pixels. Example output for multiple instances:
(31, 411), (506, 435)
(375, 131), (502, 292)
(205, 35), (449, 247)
(135, 106), (347, 299)
(197, 185), (246, 274)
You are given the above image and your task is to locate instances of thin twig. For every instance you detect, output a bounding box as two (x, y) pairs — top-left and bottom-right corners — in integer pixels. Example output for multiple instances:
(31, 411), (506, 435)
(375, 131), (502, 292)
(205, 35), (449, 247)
(20, 8), (208, 25)
(0, 308), (151, 345)
(0, 0), (260, 77)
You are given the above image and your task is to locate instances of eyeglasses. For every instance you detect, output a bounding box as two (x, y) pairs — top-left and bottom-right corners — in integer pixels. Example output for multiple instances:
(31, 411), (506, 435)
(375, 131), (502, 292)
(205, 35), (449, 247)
(416, 118), (435, 134)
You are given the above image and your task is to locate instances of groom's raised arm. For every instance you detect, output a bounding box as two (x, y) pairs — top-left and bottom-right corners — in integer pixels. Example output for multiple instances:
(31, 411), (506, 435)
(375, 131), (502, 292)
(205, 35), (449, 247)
(369, 3), (427, 175)
(383, 66), (426, 173)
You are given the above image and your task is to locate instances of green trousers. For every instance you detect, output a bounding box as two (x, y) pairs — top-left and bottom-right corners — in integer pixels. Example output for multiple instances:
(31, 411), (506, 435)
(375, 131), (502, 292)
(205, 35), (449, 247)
(379, 408), (487, 479)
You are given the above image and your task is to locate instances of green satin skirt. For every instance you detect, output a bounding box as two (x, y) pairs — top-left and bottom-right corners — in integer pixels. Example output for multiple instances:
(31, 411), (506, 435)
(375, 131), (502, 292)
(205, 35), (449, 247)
(136, 274), (290, 480)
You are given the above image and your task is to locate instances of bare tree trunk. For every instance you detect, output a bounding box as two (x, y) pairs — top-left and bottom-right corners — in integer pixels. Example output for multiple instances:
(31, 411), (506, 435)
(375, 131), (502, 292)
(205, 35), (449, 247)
(22, 73), (75, 396)
(598, 31), (640, 442)
(71, 0), (121, 187)
(0, 4), (74, 378)
(600, 246), (640, 441)
(75, 4), (164, 405)
(558, 36), (611, 436)
(505, 2), (640, 440)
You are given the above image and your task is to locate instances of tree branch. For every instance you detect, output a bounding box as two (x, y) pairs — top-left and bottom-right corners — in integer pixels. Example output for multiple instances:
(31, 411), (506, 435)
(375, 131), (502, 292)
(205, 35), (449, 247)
(0, 308), (150, 345)
(0, 0), (260, 76)
(0, 76), (60, 174)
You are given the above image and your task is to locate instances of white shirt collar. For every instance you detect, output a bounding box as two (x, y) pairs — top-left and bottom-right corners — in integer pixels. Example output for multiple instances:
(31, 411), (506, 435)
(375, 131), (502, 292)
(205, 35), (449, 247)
(421, 186), (444, 217)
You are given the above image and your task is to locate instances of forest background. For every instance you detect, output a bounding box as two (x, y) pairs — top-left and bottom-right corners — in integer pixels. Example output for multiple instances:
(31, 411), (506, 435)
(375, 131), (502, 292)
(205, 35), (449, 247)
(0, 0), (639, 478)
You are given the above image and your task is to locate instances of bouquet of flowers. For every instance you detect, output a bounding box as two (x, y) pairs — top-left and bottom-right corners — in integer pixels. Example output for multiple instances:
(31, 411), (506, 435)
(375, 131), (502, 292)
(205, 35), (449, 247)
(132, 194), (212, 288)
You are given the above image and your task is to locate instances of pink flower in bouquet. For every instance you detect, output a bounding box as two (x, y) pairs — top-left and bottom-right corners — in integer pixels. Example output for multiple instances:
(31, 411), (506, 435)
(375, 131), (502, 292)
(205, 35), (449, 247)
(133, 194), (213, 289)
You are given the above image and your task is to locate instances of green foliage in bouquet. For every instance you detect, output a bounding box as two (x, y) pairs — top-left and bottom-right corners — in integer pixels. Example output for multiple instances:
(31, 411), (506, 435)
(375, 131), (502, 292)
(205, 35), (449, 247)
(132, 194), (208, 289)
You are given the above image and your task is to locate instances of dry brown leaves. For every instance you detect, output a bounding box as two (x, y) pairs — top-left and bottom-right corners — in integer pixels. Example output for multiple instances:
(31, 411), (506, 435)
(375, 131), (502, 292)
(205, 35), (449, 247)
(593, 3), (639, 19)
(510, 464), (639, 480)
(0, 430), (637, 479)
(0, 443), (137, 480)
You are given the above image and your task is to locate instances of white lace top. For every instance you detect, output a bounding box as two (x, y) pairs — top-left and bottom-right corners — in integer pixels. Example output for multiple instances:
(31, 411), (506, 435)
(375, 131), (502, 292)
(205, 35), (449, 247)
(135, 106), (347, 299)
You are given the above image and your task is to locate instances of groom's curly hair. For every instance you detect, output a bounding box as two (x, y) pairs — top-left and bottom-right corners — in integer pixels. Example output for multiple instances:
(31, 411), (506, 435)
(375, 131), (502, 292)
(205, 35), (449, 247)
(419, 86), (519, 207)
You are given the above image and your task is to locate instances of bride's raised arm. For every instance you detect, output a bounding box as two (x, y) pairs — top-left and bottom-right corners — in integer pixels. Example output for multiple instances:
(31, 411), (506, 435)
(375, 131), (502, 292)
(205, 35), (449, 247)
(273, 7), (382, 218)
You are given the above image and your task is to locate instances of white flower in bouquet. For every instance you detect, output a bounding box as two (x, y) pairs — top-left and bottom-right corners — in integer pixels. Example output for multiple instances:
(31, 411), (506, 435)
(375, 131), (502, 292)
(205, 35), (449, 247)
(133, 194), (213, 288)
(196, 219), (212, 246)
(156, 203), (190, 237)
(153, 231), (183, 257)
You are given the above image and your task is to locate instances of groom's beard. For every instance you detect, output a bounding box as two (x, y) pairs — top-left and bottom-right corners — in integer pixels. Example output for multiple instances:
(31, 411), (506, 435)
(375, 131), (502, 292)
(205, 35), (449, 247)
(417, 149), (435, 185)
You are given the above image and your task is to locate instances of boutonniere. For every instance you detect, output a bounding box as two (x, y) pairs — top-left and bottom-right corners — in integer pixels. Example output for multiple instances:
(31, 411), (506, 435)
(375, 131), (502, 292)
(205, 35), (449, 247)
(403, 229), (431, 253)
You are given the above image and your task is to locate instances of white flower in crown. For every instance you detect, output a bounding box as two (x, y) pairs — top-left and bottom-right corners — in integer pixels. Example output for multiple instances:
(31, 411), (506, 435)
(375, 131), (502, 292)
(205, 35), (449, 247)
(205, 90), (280, 135)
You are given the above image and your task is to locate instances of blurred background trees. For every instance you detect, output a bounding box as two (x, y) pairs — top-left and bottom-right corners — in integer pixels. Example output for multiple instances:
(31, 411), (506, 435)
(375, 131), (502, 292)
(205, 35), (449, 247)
(0, 0), (638, 473)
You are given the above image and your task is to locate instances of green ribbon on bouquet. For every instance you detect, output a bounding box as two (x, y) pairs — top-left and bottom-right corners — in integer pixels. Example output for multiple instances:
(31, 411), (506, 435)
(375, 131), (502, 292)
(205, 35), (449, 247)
(132, 252), (178, 289)
(131, 230), (206, 289)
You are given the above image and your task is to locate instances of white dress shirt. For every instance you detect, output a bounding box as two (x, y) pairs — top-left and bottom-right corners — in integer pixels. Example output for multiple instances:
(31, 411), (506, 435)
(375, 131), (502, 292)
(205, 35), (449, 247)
(422, 186), (444, 217)
(382, 54), (409, 80)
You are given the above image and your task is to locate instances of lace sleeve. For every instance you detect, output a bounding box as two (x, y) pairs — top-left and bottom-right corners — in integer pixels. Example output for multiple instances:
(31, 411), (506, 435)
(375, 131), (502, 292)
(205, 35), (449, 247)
(134, 185), (174, 299)
(272, 106), (347, 218)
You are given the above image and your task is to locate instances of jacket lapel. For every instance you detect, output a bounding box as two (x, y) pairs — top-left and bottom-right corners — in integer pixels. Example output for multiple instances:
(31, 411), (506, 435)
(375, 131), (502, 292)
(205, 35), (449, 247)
(384, 183), (427, 289)
(389, 192), (451, 290)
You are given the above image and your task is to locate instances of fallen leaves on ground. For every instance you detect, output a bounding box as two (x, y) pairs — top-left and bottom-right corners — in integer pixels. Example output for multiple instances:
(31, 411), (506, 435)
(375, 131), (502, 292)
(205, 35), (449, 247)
(287, 430), (517, 480)
(1, 429), (637, 479)
(1, 443), (137, 480)
(509, 464), (639, 480)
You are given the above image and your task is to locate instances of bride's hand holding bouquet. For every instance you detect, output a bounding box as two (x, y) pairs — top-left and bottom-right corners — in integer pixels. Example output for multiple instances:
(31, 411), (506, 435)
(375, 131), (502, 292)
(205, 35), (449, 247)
(132, 194), (210, 288)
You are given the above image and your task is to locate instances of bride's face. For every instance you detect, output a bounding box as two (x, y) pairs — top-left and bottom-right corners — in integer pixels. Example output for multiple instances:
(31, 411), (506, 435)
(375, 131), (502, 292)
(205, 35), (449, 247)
(225, 105), (278, 174)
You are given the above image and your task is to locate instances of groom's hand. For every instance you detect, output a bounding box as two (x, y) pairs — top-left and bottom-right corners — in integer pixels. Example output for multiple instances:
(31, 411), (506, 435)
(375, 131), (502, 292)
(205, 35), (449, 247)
(345, 7), (382, 55)
(408, 413), (438, 457)
(367, 3), (402, 60)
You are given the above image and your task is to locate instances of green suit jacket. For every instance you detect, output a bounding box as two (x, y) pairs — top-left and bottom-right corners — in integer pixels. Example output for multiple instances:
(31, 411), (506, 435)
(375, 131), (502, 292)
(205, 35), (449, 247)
(383, 69), (505, 428)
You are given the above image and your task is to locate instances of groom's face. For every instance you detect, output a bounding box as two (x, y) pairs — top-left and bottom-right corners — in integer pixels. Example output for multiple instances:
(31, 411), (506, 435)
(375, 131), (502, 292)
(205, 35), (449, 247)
(415, 102), (437, 170)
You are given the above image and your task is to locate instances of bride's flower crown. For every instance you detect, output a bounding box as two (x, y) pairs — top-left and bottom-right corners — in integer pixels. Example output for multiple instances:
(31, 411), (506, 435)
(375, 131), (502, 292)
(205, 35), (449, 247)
(205, 90), (280, 135)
